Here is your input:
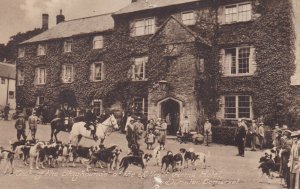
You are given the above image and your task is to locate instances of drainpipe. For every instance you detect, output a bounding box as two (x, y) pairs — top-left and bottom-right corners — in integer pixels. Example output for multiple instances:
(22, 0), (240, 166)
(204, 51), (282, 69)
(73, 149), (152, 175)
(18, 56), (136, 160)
(6, 77), (9, 105)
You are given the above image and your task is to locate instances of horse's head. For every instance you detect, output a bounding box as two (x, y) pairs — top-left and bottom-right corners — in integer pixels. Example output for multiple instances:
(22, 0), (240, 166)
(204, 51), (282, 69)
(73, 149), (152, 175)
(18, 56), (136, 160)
(100, 114), (119, 131)
(109, 114), (119, 130)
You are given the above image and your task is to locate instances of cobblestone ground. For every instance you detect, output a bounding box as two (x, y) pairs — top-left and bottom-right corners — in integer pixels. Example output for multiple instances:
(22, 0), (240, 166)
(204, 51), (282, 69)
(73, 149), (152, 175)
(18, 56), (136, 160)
(0, 120), (282, 189)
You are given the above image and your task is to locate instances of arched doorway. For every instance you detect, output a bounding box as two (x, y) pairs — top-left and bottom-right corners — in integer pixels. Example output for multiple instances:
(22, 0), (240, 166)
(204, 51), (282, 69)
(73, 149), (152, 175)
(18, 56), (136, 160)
(160, 98), (181, 135)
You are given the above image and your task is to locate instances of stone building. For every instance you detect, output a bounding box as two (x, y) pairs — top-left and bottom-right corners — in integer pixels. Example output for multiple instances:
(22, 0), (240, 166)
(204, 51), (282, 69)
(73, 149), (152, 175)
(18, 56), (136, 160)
(17, 0), (300, 133)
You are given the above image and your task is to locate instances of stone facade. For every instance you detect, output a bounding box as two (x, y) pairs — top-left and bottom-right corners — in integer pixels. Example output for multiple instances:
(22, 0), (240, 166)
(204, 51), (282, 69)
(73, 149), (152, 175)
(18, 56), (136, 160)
(17, 0), (298, 132)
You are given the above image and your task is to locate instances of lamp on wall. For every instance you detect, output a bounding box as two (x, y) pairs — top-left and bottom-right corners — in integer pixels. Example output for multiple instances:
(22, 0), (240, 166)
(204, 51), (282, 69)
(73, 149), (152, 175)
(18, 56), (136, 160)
(158, 80), (168, 91)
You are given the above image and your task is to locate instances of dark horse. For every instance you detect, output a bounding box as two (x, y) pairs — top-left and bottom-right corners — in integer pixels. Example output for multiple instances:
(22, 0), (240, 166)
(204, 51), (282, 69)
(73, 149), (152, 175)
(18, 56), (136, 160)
(50, 117), (74, 142)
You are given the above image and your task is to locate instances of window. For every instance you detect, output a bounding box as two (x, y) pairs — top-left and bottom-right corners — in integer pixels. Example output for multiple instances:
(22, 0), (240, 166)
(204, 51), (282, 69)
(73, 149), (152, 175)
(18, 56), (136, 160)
(1, 77), (5, 84)
(36, 96), (44, 106)
(62, 64), (74, 83)
(17, 69), (24, 86)
(18, 47), (25, 58)
(182, 11), (196, 25)
(93, 36), (103, 49)
(224, 95), (252, 119)
(9, 91), (14, 99)
(132, 57), (147, 81)
(37, 44), (46, 56)
(92, 99), (102, 116)
(133, 97), (148, 116)
(131, 18), (155, 36)
(64, 40), (72, 52)
(225, 3), (252, 24)
(221, 47), (255, 76)
(35, 67), (46, 85)
(90, 62), (104, 81)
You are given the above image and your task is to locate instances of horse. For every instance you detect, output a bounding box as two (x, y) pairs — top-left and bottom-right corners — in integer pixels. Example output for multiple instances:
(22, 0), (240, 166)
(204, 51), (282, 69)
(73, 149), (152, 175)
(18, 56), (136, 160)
(69, 114), (119, 146)
(50, 117), (74, 142)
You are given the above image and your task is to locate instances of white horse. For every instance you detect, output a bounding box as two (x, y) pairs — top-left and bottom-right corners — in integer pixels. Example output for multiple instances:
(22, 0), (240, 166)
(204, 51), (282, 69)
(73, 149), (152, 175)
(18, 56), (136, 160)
(69, 114), (119, 145)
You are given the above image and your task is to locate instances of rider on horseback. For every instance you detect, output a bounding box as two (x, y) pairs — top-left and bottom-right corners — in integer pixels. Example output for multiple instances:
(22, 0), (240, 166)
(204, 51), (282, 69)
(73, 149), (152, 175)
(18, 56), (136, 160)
(84, 108), (97, 140)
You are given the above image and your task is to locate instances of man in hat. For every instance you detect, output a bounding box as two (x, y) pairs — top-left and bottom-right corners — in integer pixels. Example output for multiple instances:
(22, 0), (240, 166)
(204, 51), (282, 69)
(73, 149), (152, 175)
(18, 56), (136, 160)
(84, 108), (97, 140)
(28, 111), (39, 141)
(249, 119), (258, 151)
(258, 122), (265, 150)
(235, 119), (247, 157)
(133, 117), (145, 150)
(14, 113), (26, 141)
(280, 129), (293, 188)
(204, 118), (212, 145)
(289, 131), (300, 189)
(126, 118), (136, 149)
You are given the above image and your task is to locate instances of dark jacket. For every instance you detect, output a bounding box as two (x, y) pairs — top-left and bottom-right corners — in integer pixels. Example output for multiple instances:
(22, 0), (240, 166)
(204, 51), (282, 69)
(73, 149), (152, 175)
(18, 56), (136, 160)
(235, 126), (246, 143)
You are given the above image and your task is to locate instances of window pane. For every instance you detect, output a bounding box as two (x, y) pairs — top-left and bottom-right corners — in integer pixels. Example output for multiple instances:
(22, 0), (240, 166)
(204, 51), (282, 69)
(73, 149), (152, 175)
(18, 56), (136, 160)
(225, 96), (236, 118)
(133, 97), (144, 114)
(182, 12), (195, 25)
(225, 6), (237, 23)
(238, 96), (250, 118)
(225, 48), (236, 74)
(238, 47), (250, 74)
(93, 36), (103, 49)
(94, 63), (102, 80)
(238, 4), (251, 22)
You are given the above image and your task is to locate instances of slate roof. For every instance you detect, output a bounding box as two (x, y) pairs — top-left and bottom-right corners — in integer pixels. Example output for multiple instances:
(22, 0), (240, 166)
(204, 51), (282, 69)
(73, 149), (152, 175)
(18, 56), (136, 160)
(22, 13), (114, 44)
(114, 0), (203, 15)
(0, 62), (16, 80)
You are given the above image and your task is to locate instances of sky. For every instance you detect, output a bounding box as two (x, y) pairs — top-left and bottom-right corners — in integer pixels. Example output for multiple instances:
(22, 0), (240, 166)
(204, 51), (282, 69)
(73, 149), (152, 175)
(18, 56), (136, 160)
(0, 0), (132, 44)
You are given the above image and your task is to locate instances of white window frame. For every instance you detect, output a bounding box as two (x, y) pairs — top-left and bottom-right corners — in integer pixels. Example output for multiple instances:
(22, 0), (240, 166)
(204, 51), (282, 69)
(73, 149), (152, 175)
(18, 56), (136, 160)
(181, 11), (196, 25)
(64, 40), (72, 53)
(93, 36), (104, 49)
(223, 95), (252, 120)
(17, 69), (24, 86)
(62, 64), (74, 83)
(18, 47), (25, 58)
(225, 2), (252, 24)
(92, 99), (103, 116)
(132, 57), (147, 81)
(35, 67), (46, 85)
(91, 62), (104, 81)
(131, 17), (155, 37)
(36, 96), (45, 106)
(37, 44), (46, 56)
(221, 46), (253, 76)
(133, 97), (148, 115)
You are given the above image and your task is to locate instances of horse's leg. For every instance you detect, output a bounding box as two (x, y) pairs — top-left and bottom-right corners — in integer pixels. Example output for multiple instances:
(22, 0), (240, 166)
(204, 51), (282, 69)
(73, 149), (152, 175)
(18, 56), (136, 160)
(54, 130), (60, 142)
(100, 138), (105, 145)
(77, 135), (82, 144)
(50, 126), (54, 142)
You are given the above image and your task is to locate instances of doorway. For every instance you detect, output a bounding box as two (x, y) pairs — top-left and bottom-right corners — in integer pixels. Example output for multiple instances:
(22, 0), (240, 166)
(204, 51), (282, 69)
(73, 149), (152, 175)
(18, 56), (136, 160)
(160, 99), (180, 135)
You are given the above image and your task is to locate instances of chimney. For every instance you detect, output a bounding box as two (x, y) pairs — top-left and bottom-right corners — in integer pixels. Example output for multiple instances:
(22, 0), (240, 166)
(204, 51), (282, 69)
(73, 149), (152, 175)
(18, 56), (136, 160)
(56, 9), (65, 24)
(42, 14), (49, 29)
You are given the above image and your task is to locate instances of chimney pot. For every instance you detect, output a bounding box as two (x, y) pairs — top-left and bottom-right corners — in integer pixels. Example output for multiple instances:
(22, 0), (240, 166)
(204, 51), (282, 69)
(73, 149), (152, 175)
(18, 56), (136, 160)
(56, 10), (65, 24)
(42, 14), (49, 30)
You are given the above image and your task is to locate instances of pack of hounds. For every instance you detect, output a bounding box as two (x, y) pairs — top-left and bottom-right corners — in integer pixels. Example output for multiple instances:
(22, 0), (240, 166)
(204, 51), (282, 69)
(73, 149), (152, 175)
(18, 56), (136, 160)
(0, 139), (207, 176)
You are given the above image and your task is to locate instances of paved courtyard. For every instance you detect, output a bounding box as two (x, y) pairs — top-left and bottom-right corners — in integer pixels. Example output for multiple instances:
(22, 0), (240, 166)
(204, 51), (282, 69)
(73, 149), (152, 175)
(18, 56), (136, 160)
(0, 120), (282, 189)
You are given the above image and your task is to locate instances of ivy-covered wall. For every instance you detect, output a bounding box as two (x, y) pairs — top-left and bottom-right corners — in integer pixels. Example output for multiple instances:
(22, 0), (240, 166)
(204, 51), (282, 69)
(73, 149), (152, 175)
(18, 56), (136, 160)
(17, 0), (297, 129)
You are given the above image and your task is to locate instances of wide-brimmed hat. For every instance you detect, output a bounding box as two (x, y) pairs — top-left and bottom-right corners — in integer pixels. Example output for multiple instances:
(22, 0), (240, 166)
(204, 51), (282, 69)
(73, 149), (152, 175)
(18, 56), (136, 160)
(291, 131), (300, 138)
(282, 125), (288, 130)
(136, 116), (142, 120)
(238, 118), (242, 122)
(259, 122), (264, 125)
(18, 113), (24, 117)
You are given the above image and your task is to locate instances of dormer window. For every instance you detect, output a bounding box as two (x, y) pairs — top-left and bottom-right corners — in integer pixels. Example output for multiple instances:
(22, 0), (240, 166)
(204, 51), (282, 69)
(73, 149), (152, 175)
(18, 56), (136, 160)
(182, 11), (196, 25)
(64, 40), (72, 52)
(37, 44), (46, 56)
(131, 18), (155, 37)
(18, 47), (25, 58)
(93, 36), (103, 49)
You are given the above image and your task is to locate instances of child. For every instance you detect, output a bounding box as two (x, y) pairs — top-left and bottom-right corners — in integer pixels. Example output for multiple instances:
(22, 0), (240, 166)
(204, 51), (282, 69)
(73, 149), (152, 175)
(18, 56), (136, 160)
(146, 130), (155, 150)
